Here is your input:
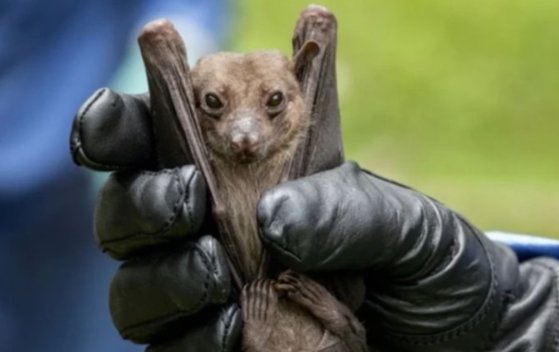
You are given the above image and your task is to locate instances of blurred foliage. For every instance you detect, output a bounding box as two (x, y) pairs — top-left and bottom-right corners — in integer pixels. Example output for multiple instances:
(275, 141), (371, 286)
(231, 0), (559, 236)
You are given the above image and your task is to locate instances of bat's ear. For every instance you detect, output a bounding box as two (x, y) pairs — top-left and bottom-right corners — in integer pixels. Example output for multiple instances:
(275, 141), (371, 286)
(293, 40), (320, 84)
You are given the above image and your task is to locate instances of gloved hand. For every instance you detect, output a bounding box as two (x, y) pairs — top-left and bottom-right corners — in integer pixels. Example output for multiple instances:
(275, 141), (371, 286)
(72, 88), (558, 352)
(257, 162), (536, 351)
(70, 88), (242, 351)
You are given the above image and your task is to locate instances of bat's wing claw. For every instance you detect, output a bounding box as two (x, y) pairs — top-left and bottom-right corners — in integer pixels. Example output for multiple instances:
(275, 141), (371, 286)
(295, 4), (337, 47)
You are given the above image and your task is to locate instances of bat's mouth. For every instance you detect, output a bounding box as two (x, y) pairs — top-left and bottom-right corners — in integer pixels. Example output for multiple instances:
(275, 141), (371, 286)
(233, 150), (260, 164)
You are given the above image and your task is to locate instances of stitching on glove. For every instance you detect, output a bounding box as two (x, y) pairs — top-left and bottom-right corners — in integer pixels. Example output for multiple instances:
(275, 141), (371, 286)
(183, 168), (195, 234)
(480, 291), (513, 352)
(220, 306), (239, 352)
(71, 88), (105, 166)
(100, 168), (195, 251)
(72, 88), (129, 171)
(206, 239), (225, 290)
(159, 168), (190, 237)
(381, 220), (503, 347)
(119, 244), (214, 338)
(530, 259), (559, 351)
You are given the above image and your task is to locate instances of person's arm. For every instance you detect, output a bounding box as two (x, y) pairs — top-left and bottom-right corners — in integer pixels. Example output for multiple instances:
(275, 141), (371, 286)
(258, 163), (559, 351)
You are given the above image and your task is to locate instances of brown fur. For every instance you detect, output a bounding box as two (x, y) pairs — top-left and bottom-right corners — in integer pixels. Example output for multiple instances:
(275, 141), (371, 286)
(192, 51), (308, 279)
(191, 51), (367, 352)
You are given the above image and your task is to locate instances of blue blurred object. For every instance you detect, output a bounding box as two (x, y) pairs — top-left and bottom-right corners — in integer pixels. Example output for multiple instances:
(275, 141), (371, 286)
(0, 0), (229, 351)
(487, 231), (559, 261)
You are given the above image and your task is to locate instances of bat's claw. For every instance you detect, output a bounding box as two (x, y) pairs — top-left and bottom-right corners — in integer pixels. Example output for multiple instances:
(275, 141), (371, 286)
(299, 4), (336, 29)
(294, 5), (337, 48)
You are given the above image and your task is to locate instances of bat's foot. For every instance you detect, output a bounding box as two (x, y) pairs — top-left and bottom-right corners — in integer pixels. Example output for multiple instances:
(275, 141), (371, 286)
(241, 279), (278, 351)
(276, 270), (368, 351)
(276, 270), (350, 332)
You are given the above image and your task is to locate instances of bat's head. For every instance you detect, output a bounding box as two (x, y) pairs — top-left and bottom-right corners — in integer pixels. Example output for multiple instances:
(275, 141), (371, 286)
(192, 51), (307, 164)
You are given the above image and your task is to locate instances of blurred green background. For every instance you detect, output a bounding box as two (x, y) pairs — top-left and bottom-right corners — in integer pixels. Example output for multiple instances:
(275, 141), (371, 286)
(230, 0), (559, 236)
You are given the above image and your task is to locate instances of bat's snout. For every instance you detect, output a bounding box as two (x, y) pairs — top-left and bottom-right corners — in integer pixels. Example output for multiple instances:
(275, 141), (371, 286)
(228, 115), (264, 162)
(231, 133), (260, 162)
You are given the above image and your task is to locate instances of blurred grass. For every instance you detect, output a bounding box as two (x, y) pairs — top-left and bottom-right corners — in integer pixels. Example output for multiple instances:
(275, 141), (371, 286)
(230, 0), (559, 237)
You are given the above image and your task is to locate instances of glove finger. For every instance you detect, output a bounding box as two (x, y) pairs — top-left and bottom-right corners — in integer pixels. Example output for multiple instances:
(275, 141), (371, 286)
(95, 165), (206, 260)
(258, 161), (395, 272)
(110, 235), (231, 344)
(259, 161), (451, 274)
(70, 88), (157, 171)
(146, 303), (242, 352)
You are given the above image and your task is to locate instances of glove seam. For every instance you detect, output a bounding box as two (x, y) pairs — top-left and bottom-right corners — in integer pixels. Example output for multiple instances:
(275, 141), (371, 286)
(528, 259), (559, 351)
(71, 88), (105, 167)
(100, 168), (195, 253)
(72, 88), (133, 171)
(120, 244), (214, 339)
(183, 168), (196, 235)
(479, 291), (514, 352)
(377, 222), (502, 347)
(220, 305), (239, 352)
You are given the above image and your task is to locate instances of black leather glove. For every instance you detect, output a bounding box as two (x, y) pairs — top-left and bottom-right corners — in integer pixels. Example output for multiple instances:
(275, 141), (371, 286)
(257, 162), (559, 351)
(71, 88), (241, 351)
(73, 89), (559, 352)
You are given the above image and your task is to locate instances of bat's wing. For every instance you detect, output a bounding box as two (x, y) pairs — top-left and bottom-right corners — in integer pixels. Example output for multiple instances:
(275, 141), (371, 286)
(138, 19), (244, 288)
(138, 20), (195, 168)
(285, 8), (366, 313)
(286, 5), (343, 180)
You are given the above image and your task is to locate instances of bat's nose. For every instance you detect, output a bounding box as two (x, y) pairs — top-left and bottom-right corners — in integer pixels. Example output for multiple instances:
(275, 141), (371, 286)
(231, 134), (259, 155)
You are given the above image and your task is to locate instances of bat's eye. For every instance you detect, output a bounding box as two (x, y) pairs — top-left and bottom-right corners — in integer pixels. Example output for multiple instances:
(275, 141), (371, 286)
(266, 91), (286, 118)
(205, 93), (224, 110)
(267, 92), (284, 108)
